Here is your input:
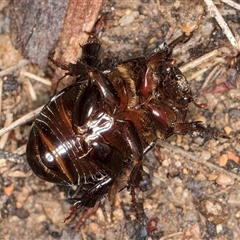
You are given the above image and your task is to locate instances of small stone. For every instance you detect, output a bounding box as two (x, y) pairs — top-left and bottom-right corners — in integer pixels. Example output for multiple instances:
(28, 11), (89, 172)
(196, 173), (206, 181)
(169, 202), (176, 213)
(174, 160), (182, 168)
(42, 201), (63, 226)
(216, 174), (234, 187)
(208, 174), (218, 181)
(175, 186), (183, 195)
(113, 208), (124, 220)
(216, 224), (223, 234)
(89, 222), (100, 234)
(227, 151), (239, 163)
(119, 11), (139, 26)
(224, 126), (232, 135)
(235, 210), (240, 218)
(4, 184), (14, 196)
(200, 150), (211, 161)
(162, 159), (170, 167)
(185, 210), (199, 222)
(205, 200), (222, 216)
(219, 154), (228, 167)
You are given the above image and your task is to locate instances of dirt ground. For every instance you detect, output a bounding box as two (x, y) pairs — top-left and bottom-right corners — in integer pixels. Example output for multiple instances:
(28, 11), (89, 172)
(0, 0), (240, 239)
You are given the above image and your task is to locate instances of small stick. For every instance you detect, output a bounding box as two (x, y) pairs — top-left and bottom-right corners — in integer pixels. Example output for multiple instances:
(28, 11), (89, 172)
(0, 112), (13, 149)
(0, 106), (43, 137)
(179, 49), (222, 73)
(204, 0), (239, 50)
(200, 64), (223, 90)
(0, 59), (29, 77)
(220, 0), (240, 11)
(0, 78), (3, 117)
(21, 71), (52, 86)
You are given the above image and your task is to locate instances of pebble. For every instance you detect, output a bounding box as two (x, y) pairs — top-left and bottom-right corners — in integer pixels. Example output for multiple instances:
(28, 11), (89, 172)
(174, 160), (182, 168)
(219, 154), (228, 167)
(227, 150), (239, 163)
(89, 222), (100, 234)
(205, 200), (223, 216)
(227, 190), (240, 204)
(200, 150), (211, 161)
(224, 126), (232, 135)
(187, 223), (202, 239)
(185, 210), (199, 222)
(4, 184), (14, 196)
(208, 174), (218, 181)
(183, 168), (189, 175)
(216, 173), (234, 186)
(175, 186), (183, 195)
(216, 224), (223, 234)
(119, 11), (139, 26)
(168, 202), (176, 213)
(162, 159), (171, 167)
(42, 201), (63, 226)
(235, 210), (240, 218)
(196, 173), (206, 181)
(113, 208), (124, 220)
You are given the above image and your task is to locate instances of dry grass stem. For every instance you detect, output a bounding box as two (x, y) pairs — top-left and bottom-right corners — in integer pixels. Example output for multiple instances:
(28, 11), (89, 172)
(220, 0), (240, 11)
(204, 0), (239, 50)
(21, 70), (52, 86)
(26, 78), (37, 101)
(160, 232), (183, 240)
(0, 106), (43, 137)
(186, 68), (209, 82)
(200, 64), (224, 90)
(0, 59), (29, 77)
(0, 78), (3, 116)
(0, 111), (13, 148)
(179, 49), (222, 73)
(13, 144), (27, 155)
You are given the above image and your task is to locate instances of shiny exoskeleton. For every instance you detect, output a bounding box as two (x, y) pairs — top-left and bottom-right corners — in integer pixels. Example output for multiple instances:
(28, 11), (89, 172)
(26, 35), (228, 222)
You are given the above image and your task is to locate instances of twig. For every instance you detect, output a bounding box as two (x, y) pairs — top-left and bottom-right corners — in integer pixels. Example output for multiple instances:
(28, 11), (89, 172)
(0, 78), (2, 117)
(200, 64), (224, 90)
(0, 106), (43, 137)
(0, 111), (13, 149)
(220, 0), (240, 11)
(26, 78), (37, 101)
(157, 140), (240, 182)
(21, 70), (52, 86)
(179, 49), (222, 73)
(160, 232), (183, 240)
(0, 59), (29, 77)
(204, 0), (239, 50)
(186, 67), (209, 82)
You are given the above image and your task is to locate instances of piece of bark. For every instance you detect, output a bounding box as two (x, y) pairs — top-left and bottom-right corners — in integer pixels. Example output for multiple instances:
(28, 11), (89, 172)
(10, 0), (107, 66)
(53, 0), (107, 64)
(10, 0), (69, 66)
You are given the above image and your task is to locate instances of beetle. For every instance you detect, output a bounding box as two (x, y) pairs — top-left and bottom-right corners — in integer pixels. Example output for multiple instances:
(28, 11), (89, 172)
(26, 34), (228, 227)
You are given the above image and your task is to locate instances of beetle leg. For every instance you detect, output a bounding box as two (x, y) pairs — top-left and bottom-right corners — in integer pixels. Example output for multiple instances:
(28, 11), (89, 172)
(139, 67), (155, 101)
(147, 102), (176, 133)
(127, 160), (143, 219)
(122, 120), (143, 160)
(174, 121), (230, 139)
(89, 70), (120, 112)
(73, 201), (100, 232)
